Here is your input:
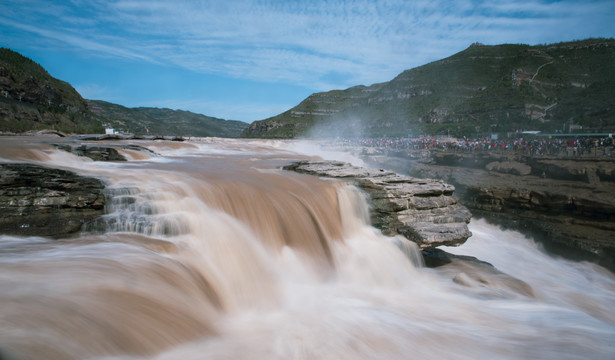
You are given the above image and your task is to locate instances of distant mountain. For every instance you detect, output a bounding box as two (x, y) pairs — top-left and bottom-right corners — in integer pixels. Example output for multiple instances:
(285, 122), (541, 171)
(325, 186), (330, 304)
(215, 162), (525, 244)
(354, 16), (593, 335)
(243, 38), (615, 138)
(0, 48), (248, 137)
(0, 48), (103, 134)
(88, 100), (247, 138)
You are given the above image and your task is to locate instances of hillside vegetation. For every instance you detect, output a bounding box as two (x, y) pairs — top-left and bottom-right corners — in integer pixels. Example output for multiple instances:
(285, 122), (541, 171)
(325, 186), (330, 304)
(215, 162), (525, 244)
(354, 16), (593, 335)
(88, 100), (247, 138)
(0, 48), (247, 137)
(0, 48), (103, 134)
(244, 38), (615, 138)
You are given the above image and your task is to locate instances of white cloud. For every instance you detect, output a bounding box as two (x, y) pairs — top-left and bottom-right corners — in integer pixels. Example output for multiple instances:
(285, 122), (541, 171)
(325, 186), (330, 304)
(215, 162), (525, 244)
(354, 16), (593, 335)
(2, 0), (614, 91)
(74, 83), (111, 100)
(0, 17), (157, 63)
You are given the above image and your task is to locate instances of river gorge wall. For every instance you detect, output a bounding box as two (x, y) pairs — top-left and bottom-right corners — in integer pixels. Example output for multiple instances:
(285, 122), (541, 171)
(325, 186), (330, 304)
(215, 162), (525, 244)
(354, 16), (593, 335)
(347, 147), (615, 270)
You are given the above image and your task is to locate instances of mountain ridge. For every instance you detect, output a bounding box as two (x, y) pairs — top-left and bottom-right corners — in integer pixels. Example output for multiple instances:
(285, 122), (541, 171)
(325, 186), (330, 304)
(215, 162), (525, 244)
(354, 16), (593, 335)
(0, 48), (247, 137)
(243, 38), (615, 138)
(0, 47), (102, 134)
(87, 100), (248, 138)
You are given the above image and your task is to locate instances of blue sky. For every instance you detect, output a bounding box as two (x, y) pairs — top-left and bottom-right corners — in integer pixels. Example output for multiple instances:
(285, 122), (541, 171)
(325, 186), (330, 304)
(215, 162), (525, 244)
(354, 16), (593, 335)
(1, 0), (614, 123)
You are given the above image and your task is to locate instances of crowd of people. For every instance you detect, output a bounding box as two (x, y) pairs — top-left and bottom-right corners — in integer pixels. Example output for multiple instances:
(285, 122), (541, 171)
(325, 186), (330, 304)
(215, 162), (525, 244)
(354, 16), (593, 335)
(335, 135), (615, 157)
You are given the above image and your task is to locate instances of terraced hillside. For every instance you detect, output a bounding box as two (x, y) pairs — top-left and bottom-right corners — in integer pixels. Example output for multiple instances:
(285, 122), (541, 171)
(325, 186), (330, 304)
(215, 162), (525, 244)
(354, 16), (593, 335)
(244, 38), (615, 138)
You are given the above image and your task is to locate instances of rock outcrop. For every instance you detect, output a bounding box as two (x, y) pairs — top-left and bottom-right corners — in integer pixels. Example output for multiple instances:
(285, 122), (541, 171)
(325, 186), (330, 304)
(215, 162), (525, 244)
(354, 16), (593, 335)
(53, 143), (158, 161)
(283, 160), (472, 249)
(0, 163), (106, 238)
(356, 150), (615, 270)
(54, 144), (127, 161)
(422, 248), (536, 299)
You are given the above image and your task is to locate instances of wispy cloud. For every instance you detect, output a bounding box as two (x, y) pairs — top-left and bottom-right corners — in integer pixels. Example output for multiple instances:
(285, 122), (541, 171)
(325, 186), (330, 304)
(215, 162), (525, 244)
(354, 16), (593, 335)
(74, 83), (112, 101)
(2, 0), (614, 97)
(0, 17), (156, 63)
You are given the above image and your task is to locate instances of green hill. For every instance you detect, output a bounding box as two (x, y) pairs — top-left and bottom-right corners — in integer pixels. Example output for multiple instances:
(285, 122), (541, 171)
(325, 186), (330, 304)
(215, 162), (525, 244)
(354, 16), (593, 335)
(0, 48), (103, 134)
(88, 100), (248, 137)
(243, 38), (615, 138)
(0, 48), (247, 137)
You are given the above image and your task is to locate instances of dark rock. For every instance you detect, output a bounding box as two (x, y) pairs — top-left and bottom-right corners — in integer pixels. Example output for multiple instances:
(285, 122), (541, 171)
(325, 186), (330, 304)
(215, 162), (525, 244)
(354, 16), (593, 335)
(52, 143), (157, 161)
(52, 143), (126, 161)
(423, 249), (536, 299)
(486, 161), (531, 176)
(284, 160), (472, 249)
(422, 248), (493, 268)
(72, 145), (126, 161)
(597, 166), (615, 182)
(527, 158), (592, 182)
(426, 249), (536, 299)
(0, 163), (106, 238)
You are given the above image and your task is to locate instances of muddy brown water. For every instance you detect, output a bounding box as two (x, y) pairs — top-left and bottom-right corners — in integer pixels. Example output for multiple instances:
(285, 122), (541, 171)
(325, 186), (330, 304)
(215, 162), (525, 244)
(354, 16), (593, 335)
(0, 136), (613, 359)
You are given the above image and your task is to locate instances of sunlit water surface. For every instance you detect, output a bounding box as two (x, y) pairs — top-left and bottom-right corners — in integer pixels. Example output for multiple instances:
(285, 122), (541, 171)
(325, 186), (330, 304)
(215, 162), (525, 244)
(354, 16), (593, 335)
(0, 137), (613, 360)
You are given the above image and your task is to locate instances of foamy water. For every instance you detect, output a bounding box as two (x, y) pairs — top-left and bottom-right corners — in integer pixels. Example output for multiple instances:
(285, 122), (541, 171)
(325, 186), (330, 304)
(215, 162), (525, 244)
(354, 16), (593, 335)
(0, 137), (613, 360)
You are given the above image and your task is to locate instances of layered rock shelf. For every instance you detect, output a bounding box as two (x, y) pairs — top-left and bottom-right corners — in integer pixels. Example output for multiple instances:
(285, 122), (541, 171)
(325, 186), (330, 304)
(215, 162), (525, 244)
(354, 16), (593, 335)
(348, 149), (615, 270)
(283, 160), (472, 249)
(0, 163), (106, 238)
(53, 143), (157, 161)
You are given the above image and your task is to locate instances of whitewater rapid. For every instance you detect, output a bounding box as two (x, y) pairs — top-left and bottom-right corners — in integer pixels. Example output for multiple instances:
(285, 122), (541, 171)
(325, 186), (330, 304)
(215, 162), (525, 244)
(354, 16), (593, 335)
(0, 137), (613, 360)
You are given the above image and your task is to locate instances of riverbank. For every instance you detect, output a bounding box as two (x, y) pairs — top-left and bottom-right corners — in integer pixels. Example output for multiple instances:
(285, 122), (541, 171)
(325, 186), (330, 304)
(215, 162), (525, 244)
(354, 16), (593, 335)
(330, 146), (615, 271)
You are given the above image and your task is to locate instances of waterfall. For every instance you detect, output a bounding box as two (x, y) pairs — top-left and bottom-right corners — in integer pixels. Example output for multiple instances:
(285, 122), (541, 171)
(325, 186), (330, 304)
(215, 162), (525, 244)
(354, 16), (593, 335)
(0, 137), (613, 360)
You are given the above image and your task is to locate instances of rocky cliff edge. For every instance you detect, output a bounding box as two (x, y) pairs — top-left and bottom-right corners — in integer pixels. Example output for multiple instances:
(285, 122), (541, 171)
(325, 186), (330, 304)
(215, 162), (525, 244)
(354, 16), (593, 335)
(283, 160), (472, 249)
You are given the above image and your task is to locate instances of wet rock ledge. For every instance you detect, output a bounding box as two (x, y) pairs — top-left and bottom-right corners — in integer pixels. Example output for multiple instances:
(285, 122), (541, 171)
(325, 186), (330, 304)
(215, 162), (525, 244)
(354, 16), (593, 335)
(0, 163), (105, 238)
(283, 160), (472, 249)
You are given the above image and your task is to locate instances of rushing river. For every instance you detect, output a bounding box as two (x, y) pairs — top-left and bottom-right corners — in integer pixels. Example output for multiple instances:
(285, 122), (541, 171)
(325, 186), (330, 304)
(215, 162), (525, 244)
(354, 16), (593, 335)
(0, 137), (613, 360)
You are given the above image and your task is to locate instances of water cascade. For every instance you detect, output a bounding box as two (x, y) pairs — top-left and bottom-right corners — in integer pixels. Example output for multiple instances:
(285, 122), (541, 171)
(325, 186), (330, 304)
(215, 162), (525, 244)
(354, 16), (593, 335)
(0, 137), (613, 359)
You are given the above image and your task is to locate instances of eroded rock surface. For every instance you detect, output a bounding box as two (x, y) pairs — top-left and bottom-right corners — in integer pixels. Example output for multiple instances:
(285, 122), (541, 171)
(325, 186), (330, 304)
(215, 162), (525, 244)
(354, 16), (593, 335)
(0, 163), (106, 238)
(53, 143), (157, 161)
(283, 160), (472, 249)
(351, 149), (615, 270)
(423, 249), (536, 299)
